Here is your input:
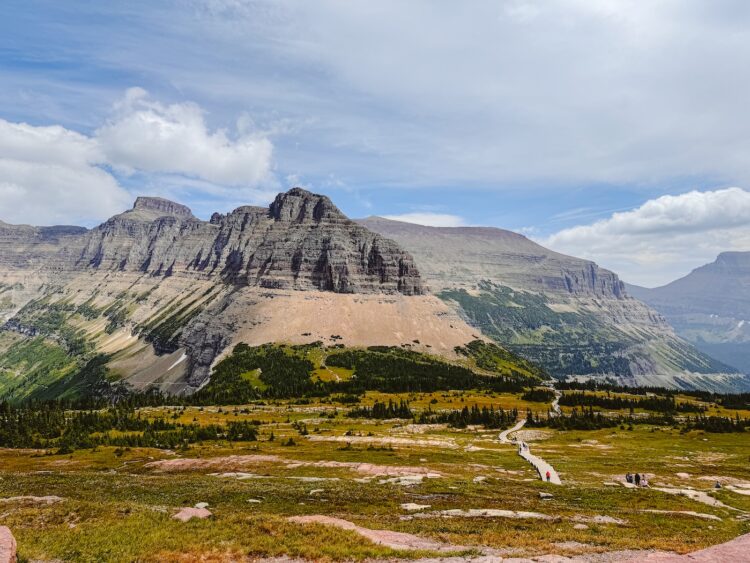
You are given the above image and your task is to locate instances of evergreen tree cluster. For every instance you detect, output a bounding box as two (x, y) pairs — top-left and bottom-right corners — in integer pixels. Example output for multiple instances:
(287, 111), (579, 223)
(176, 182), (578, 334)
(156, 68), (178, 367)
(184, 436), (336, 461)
(418, 404), (517, 429)
(526, 407), (675, 430)
(559, 392), (705, 413)
(0, 401), (259, 450)
(326, 348), (532, 394)
(555, 380), (750, 411)
(192, 343), (321, 403)
(347, 399), (413, 419)
(682, 414), (749, 433)
(521, 388), (556, 403)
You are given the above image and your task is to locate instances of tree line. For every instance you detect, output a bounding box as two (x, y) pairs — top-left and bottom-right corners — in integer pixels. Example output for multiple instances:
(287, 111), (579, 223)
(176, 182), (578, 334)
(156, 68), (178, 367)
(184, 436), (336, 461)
(348, 399), (413, 419)
(418, 405), (518, 429)
(555, 380), (750, 410)
(525, 407), (675, 430)
(0, 401), (259, 451)
(524, 407), (748, 433)
(558, 391), (706, 413)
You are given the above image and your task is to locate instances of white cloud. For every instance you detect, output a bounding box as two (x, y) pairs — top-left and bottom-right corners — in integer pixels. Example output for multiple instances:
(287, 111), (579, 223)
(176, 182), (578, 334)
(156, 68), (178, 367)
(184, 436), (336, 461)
(0, 89), (277, 226)
(7, 2), (750, 191)
(177, 0), (750, 187)
(542, 188), (750, 287)
(381, 212), (466, 227)
(96, 87), (274, 186)
(0, 119), (130, 225)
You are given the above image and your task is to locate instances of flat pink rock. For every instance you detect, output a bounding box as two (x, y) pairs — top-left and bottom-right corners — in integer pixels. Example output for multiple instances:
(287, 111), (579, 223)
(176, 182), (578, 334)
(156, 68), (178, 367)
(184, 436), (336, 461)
(288, 515), (468, 552)
(628, 532), (750, 561)
(172, 507), (212, 522)
(0, 526), (16, 563)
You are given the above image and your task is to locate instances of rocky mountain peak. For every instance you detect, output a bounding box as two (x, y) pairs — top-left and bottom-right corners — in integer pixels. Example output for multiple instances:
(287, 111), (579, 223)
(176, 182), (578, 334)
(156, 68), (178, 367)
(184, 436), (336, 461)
(3, 188), (424, 296)
(132, 196), (194, 218)
(712, 251), (750, 272)
(269, 187), (343, 223)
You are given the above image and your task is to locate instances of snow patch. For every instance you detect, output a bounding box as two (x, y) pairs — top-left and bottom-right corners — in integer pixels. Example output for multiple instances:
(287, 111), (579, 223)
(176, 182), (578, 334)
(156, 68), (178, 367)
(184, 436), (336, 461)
(167, 352), (187, 371)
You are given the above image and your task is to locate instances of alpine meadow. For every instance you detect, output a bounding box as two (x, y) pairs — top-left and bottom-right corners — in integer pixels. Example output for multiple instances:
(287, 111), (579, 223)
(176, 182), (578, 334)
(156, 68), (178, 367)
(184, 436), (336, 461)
(1, 2), (750, 562)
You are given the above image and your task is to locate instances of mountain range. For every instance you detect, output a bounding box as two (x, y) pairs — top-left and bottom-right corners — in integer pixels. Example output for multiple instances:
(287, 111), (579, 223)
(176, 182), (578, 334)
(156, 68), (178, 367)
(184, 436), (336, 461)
(358, 217), (744, 391)
(628, 251), (750, 376)
(1, 188), (747, 401)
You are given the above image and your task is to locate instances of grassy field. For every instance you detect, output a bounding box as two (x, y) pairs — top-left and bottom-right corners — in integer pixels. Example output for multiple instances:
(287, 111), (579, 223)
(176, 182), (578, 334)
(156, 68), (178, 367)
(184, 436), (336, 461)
(0, 389), (748, 562)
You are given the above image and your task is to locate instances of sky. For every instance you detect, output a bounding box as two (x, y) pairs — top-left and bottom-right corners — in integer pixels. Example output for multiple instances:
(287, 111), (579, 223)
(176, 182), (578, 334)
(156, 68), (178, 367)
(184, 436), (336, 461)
(2, 1), (750, 287)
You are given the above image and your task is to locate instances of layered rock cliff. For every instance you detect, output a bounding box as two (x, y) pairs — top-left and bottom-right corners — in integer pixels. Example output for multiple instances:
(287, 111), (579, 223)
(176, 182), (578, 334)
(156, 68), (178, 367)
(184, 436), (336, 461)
(358, 217), (741, 388)
(0, 189), (471, 399)
(47, 189), (423, 294)
(358, 218), (625, 298)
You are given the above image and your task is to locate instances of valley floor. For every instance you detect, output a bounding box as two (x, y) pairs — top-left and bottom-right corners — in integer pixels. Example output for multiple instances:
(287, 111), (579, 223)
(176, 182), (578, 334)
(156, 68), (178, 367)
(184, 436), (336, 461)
(1, 390), (749, 562)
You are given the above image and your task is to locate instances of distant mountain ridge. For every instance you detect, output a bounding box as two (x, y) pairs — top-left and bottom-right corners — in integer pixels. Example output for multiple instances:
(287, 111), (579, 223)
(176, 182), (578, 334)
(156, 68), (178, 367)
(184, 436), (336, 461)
(628, 251), (750, 375)
(359, 216), (747, 391)
(358, 217), (626, 297)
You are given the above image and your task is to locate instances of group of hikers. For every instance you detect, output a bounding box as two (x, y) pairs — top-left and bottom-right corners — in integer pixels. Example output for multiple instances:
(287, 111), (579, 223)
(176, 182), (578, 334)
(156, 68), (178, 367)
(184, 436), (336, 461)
(625, 472), (649, 487)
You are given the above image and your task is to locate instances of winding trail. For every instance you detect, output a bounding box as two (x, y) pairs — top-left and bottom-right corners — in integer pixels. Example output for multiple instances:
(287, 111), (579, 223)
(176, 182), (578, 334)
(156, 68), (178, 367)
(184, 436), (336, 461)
(498, 418), (526, 444)
(499, 418), (562, 485)
(549, 389), (562, 418)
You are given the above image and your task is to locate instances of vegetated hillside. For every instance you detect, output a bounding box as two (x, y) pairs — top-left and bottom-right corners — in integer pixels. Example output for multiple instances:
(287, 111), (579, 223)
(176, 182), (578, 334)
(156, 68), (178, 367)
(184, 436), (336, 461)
(0, 189), (485, 402)
(359, 217), (749, 392)
(628, 252), (750, 375)
(193, 340), (544, 405)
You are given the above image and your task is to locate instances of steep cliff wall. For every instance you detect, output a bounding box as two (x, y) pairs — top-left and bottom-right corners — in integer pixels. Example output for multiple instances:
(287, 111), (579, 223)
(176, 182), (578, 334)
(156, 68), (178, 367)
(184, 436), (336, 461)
(11, 189), (425, 295)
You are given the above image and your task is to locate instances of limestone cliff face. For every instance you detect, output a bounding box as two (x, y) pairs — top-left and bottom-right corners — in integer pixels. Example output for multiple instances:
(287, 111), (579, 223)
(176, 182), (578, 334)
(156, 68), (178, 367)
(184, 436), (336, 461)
(0, 189), (432, 396)
(357, 218), (624, 298)
(225, 189), (424, 293)
(6, 189), (424, 295)
(0, 221), (87, 270)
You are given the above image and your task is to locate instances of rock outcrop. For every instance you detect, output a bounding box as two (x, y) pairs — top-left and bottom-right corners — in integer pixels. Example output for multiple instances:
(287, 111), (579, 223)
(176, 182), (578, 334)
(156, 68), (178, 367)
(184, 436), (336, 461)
(132, 196), (195, 219)
(17, 188), (425, 295)
(0, 526), (15, 563)
(172, 507), (212, 522)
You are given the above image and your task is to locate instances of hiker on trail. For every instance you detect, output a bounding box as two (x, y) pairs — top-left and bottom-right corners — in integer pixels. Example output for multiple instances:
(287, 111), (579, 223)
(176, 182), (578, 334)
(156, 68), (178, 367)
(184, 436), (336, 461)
(715, 481), (722, 489)
(641, 476), (648, 487)
(546, 470), (551, 482)
(626, 472), (633, 484)
(635, 473), (641, 487)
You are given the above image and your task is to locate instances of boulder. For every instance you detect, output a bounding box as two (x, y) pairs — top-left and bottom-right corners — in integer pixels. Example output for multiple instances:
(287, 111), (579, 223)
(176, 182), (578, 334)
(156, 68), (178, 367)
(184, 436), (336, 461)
(172, 507), (212, 522)
(0, 526), (16, 563)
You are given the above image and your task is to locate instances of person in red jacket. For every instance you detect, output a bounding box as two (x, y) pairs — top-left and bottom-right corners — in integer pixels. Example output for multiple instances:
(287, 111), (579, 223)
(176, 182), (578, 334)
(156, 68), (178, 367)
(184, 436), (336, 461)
(545, 470), (551, 482)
